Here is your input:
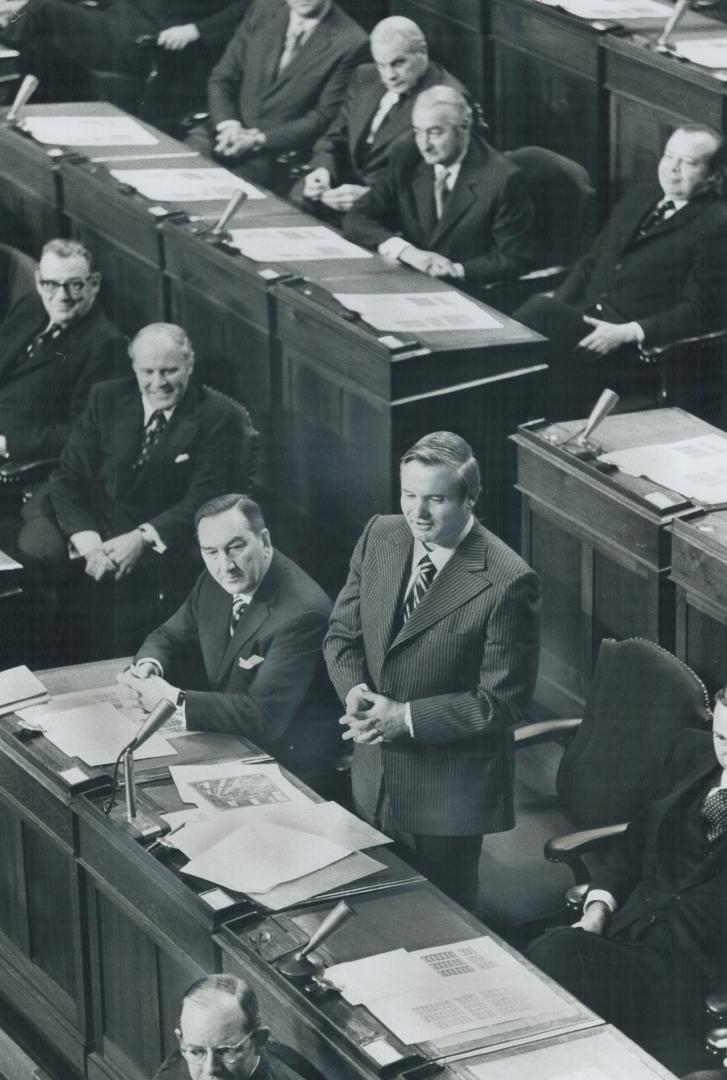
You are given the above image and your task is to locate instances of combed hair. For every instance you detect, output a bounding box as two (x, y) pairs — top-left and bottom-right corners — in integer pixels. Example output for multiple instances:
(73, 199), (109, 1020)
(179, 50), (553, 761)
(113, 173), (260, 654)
(414, 85), (472, 127)
(401, 431), (481, 503)
(194, 493), (266, 534)
(181, 975), (260, 1032)
(370, 16), (427, 54)
(40, 238), (95, 272)
(128, 323), (195, 366)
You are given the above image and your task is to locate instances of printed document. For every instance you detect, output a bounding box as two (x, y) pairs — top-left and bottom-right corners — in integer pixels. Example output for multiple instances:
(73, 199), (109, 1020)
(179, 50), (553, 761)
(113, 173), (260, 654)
(333, 291), (503, 333)
(24, 115), (158, 146)
(674, 39), (727, 69)
(533, 0), (672, 16)
(40, 702), (175, 765)
(600, 433), (727, 504)
(228, 226), (372, 261)
(169, 760), (309, 810)
(109, 167), (265, 202)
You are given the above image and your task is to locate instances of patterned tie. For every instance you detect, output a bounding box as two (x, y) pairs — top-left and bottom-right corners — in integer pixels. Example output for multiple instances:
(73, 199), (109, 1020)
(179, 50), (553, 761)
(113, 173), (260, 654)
(133, 410), (167, 469)
(637, 199), (675, 239)
(434, 168), (452, 221)
(25, 323), (61, 361)
(278, 23), (306, 73)
(402, 555), (436, 624)
(702, 787), (727, 845)
(229, 594), (249, 635)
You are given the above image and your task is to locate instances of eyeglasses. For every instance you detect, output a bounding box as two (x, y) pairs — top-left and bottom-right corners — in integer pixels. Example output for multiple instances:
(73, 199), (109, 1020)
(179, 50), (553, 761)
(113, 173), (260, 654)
(176, 1026), (256, 1066)
(37, 276), (93, 299)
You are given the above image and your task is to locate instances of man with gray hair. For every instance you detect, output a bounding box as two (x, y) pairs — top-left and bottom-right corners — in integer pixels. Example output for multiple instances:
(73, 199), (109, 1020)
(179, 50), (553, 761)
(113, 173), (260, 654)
(293, 15), (465, 216)
(344, 85), (534, 288)
(0, 238), (126, 460)
(153, 973), (318, 1079)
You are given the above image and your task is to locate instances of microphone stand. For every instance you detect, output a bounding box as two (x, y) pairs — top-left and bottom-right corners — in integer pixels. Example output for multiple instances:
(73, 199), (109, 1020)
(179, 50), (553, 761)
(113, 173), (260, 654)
(105, 697), (177, 839)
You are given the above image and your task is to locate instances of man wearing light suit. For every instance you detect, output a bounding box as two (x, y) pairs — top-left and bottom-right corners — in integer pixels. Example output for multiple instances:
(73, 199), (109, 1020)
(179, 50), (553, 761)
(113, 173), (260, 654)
(343, 85), (534, 289)
(527, 695), (727, 1073)
(324, 432), (541, 910)
(119, 494), (337, 790)
(187, 0), (367, 190)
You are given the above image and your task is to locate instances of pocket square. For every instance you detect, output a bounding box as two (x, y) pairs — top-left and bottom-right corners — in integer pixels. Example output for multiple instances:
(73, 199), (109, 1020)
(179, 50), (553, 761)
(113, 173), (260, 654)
(238, 654), (264, 670)
(174, 453), (190, 463)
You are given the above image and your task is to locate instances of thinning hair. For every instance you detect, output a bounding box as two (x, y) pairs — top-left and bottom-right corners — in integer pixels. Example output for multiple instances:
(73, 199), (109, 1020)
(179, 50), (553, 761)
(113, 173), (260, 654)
(413, 85), (472, 128)
(180, 975), (260, 1032)
(128, 323), (195, 366)
(370, 16), (427, 54)
(673, 123), (725, 178)
(40, 238), (95, 272)
(401, 431), (481, 503)
(194, 493), (266, 534)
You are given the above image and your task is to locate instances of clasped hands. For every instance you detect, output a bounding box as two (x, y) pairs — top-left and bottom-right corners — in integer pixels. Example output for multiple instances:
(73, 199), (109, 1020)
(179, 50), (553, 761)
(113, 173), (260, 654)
(84, 529), (146, 581)
(399, 245), (464, 280)
(214, 122), (264, 159)
(339, 683), (409, 744)
(302, 168), (369, 211)
(116, 664), (178, 714)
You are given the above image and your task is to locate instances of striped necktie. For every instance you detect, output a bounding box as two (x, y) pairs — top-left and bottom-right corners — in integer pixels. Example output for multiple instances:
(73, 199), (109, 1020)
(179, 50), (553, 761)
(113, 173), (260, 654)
(703, 787), (727, 845)
(402, 555), (436, 624)
(133, 410), (167, 469)
(230, 594), (249, 635)
(25, 323), (61, 361)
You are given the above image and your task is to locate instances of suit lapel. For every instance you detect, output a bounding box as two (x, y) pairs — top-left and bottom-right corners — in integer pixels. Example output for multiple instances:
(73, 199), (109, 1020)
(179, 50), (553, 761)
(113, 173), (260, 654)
(411, 160), (437, 242)
(262, 4), (291, 89)
(268, 10), (332, 94)
(214, 598), (271, 684)
(429, 143), (482, 247)
(374, 521), (412, 656)
(653, 759), (725, 887)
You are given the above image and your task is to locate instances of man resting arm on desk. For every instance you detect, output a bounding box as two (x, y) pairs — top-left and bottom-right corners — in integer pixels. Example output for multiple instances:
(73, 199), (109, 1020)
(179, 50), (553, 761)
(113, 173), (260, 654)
(117, 493), (338, 792)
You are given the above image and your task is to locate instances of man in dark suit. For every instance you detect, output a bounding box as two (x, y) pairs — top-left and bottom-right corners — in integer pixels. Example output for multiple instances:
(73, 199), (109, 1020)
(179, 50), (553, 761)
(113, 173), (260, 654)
(153, 974), (318, 1080)
(343, 85), (534, 289)
(324, 432), (541, 910)
(527, 695), (727, 1071)
(292, 16), (464, 217)
(514, 124), (727, 417)
(0, 238), (126, 461)
(118, 493), (336, 789)
(186, 0), (367, 190)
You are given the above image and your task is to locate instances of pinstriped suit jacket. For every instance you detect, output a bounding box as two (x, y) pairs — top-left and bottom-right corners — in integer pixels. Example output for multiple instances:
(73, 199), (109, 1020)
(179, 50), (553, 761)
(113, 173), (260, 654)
(324, 516), (541, 836)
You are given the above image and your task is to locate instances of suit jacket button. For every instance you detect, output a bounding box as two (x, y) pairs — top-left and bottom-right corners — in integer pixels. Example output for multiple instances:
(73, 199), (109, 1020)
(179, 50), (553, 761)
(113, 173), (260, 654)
(615, 263), (622, 271)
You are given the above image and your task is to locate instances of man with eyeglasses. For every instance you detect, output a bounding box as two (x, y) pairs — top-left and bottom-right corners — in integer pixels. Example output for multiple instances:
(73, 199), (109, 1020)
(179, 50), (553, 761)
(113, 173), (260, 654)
(153, 974), (319, 1079)
(0, 238), (126, 460)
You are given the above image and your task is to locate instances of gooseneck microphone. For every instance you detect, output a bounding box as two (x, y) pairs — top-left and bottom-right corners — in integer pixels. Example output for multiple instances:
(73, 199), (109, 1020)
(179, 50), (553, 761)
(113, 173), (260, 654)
(7, 74), (39, 124)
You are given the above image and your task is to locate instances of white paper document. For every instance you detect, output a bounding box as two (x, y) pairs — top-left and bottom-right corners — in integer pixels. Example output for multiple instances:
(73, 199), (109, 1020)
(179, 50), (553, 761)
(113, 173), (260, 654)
(533, 0), (672, 16)
(109, 167), (265, 202)
(0, 550), (21, 571)
(228, 226), (372, 262)
(180, 821), (350, 894)
(169, 760), (310, 810)
(24, 115), (158, 146)
(40, 702), (175, 766)
(17, 683), (184, 738)
(674, 38), (727, 69)
(246, 850), (385, 911)
(333, 291), (503, 333)
(0, 665), (48, 714)
(600, 433), (727, 504)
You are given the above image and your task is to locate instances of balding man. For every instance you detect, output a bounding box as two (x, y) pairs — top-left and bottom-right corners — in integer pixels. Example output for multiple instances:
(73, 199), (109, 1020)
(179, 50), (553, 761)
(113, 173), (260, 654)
(344, 85), (534, 288)
(154, 974), (318, 1079)
(293, 16), (465, 216)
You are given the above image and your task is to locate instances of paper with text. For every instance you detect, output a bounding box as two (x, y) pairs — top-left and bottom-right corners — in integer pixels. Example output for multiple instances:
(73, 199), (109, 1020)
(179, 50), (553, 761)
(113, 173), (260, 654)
(228, 225), (372, 261)
(24, 115), (158, 146)
(169, 760), (310, 810)
(109, 167), (265, 202)
(601, 433), (727, 504)
(334, 291), (503, 333)
(40, 702), (175, 765)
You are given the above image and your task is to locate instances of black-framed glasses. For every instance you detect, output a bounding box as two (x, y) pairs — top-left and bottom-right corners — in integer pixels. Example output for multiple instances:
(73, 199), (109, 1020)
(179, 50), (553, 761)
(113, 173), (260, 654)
(176, 1026), (256, 1066)
(37, 276), (93, 298)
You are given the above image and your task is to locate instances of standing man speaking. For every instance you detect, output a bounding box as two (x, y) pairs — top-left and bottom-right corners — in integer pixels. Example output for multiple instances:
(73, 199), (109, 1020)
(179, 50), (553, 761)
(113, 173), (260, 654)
(324, 432), (541, 911)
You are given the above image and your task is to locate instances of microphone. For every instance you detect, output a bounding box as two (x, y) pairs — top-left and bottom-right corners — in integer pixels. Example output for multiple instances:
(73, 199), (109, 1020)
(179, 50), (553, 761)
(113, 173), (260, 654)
(7, 74), (40, 124)
(566, 388), (619, 459)
(276, 901), (355, 982)
(656, 0), (690, 50)
(211, 188), (247, 236)
(126, 697), (176, 752)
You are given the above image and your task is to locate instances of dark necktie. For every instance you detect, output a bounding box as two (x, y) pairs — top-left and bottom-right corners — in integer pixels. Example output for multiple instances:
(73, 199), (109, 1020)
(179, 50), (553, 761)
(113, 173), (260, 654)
(25, 323), (60, 361)
(402, 555), (436, 624)
(702, 787), (727, 845)
(278, 24), (305, 73)
(434, 168), (452, 221)
(637, 199), (675, 239)
(133, 410), (167, 469)
(229, 594), (249, 636)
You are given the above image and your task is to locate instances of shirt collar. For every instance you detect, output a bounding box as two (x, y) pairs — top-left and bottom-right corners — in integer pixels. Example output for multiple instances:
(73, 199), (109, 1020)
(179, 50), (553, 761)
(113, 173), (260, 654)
(287, 2), (329, 36)
(141, 396), (176, 424)
(434, 149), (467, 186)
(412, 514), (474, 572)
(659, 196), (687, 212)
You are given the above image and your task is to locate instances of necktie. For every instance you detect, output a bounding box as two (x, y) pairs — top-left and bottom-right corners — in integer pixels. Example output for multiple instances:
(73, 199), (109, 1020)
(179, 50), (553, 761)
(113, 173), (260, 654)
(278, 23), (306, 73)
(434, 168), (452, 221)
(230, 594), (249, 635)
(702, 787), (727, 845)
(366, 91), (400, 145)
(25, 323), (60, 361)
(402, 555), (436, 624)
(637, 199), (675, 239)
(133, 410), (167, 469)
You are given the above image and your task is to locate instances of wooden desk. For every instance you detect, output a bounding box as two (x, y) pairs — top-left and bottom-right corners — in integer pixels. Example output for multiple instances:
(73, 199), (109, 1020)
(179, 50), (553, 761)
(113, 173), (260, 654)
(671, 510), (727, 700)
(512, 408), (722, 713)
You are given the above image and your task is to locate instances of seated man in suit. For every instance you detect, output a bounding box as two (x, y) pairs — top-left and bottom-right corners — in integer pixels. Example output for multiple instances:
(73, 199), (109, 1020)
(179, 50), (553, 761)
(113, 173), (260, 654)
(17, 323), (242, 655)
(527, 694), (727, 1073)
(324, 432), (541, 910)
(185, 0), (367, 191)
(343, 85), (534, 289)
(0, 238), (126, 461)
(153, 974), (319, 1080)
(514, 124), (727, 418)
(117, 493), (337, 791)
(292, 15), (465, 217)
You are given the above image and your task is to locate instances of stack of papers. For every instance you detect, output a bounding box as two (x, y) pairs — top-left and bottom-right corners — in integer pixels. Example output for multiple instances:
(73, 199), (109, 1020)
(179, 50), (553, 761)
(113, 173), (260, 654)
(0, 665), (48, 716)
(333, 292), (503, 334)
(23, 115), (158, 146)
(600, 433), (727, 504)
(109, 167), (265, 203)
(227, 226), (372, 262)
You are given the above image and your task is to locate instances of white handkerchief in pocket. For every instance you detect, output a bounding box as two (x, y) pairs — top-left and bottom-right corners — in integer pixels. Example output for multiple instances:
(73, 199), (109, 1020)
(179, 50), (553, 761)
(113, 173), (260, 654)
(238, 654), (264, 670)
(174, 453), (190, 463)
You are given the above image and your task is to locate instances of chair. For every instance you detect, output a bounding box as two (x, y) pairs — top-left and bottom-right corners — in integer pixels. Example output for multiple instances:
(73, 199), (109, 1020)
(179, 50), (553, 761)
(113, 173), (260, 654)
(478, 637), (711, 929)
(0, 242), (37, 322)
(635, 328), (727, 422)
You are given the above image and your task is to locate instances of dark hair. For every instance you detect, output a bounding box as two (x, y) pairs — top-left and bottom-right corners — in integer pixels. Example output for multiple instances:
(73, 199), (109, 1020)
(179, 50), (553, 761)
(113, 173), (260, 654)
(180, 974), (260, 1033)
(194, 493), (266, 534)
(400, 431), (481, 503)
(40, 238), (95, 272)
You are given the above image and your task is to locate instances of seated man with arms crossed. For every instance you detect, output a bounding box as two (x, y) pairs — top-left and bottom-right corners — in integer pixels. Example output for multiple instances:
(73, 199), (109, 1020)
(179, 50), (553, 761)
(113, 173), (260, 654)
(117, 494), (337, 792)
(343, 85), (533, 290)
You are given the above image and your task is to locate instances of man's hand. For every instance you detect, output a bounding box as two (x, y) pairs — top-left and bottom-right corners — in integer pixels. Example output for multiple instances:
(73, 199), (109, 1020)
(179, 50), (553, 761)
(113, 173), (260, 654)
(157, 23), (200, 49)
(573, 900), (610, 935)
(320, 183), (370, 212)
(116, 669), (178, 713)
(214, 124), (261, 158)
(102, 529), (146, 580)
(303, 166), (332, 200)
(398, 245), (461, 279)
(577, 317), (640, 356)
(340, 690), (409, 743)
(84, 546), (116, 582)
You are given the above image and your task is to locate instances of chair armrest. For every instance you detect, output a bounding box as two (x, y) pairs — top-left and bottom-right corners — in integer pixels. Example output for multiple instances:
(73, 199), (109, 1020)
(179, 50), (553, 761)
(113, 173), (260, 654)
(640, 327), (727, 362)
(565, 882), (590, 913)
(544, 821), (629, 885)
(0, 457), (57, 483)
(706, 1025), (727, 1062)
(514, 717), (581, 748)
(707, 991), (727, 1024)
